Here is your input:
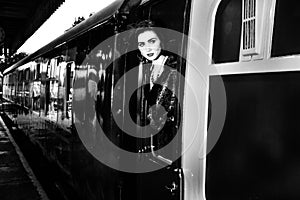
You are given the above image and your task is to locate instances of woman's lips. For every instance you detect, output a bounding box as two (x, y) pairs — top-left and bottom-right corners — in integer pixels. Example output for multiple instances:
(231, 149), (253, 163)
(147, 53), (154, 57)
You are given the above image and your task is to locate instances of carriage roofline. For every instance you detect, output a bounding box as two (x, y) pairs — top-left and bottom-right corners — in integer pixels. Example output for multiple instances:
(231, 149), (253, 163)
(3, 0), (124, 75)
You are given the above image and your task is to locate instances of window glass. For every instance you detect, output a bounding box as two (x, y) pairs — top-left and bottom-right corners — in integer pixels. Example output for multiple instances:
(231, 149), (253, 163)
(207, 72), (300, 199)
(212, 0), (242, 64)
(272, 0), (300, 57)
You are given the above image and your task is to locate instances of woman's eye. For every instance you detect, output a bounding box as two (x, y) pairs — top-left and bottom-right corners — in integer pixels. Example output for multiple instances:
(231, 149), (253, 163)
(138, 43), (144, 47)
(149, 39), (156, 44)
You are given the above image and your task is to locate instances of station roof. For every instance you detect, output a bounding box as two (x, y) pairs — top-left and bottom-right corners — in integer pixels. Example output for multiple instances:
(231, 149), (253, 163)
(0, 0), (65, 55)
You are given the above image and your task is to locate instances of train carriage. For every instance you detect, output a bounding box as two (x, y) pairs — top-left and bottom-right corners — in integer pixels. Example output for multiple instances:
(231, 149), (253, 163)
(3, 0), (300, 199)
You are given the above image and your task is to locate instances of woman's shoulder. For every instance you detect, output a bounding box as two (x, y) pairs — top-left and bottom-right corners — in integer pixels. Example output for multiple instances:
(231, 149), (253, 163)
(164, 54), (179, 77)
(165, 53), (179, 69)
(162, 63), (178, 85)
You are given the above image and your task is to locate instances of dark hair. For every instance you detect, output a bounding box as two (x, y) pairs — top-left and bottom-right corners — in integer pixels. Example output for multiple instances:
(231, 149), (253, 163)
(133, 20), (164, 41)
(128, 20), (166, 63)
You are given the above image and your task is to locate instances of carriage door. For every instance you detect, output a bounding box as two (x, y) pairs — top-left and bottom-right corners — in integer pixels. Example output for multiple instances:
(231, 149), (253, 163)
(121, 0), (191, 199)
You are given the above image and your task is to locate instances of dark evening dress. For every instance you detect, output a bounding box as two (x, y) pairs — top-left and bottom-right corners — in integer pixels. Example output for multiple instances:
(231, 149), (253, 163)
(139, 54), (180, 158)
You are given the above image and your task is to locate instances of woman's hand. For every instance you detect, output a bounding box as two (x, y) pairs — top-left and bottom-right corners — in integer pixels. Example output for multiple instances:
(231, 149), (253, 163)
(148, 104), (168, 131)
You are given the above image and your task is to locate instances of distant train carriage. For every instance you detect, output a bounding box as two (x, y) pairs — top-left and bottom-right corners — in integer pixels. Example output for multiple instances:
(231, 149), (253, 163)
(3, 0), (300, 199)
(3, 0), (189, 199)
(0, 74), (2, 98)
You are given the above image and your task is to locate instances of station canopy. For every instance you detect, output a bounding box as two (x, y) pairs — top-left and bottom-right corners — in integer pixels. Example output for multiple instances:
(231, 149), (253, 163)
(0, 0), (66, 55)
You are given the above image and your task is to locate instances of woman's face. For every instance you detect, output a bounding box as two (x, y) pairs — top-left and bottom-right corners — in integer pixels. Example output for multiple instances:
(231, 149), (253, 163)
(137, 30), (162, 61)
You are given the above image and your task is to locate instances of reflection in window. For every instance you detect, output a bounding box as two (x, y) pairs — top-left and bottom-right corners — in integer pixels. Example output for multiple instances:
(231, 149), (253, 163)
(32, 81), (41, 111)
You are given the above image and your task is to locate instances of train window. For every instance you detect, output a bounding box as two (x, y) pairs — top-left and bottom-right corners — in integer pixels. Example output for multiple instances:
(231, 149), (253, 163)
(24, 68), (30, 108)
(212, 0), (242, 64)
(32, 80), (41, 111)
(75, 33), (90, 66)
(241, 0), (256, 54)
(36, 63), (40, 80)
(25, 68), (30, 80)
(147, 0), (189, 65)
(271, 0), (300, 57)
(149, 0), (188, 33)
(57, 61), (66, 124)
(30, 63), (34, 81)
(66, 62), (74, 120)
(18, 70), (23, 82)
(49, 58), (58, 78)
(207, 72), (300, 199)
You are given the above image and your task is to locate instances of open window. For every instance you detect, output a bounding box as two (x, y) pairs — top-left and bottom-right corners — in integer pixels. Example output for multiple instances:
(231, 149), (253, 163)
(240, 0), (264, 59)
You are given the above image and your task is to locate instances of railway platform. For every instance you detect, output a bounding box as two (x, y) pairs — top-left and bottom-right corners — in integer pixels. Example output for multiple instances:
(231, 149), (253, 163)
(0, 116), (48, 200)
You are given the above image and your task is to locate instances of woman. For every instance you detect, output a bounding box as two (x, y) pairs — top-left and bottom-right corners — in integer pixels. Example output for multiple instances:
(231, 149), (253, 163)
(130, 20), (180, 156)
